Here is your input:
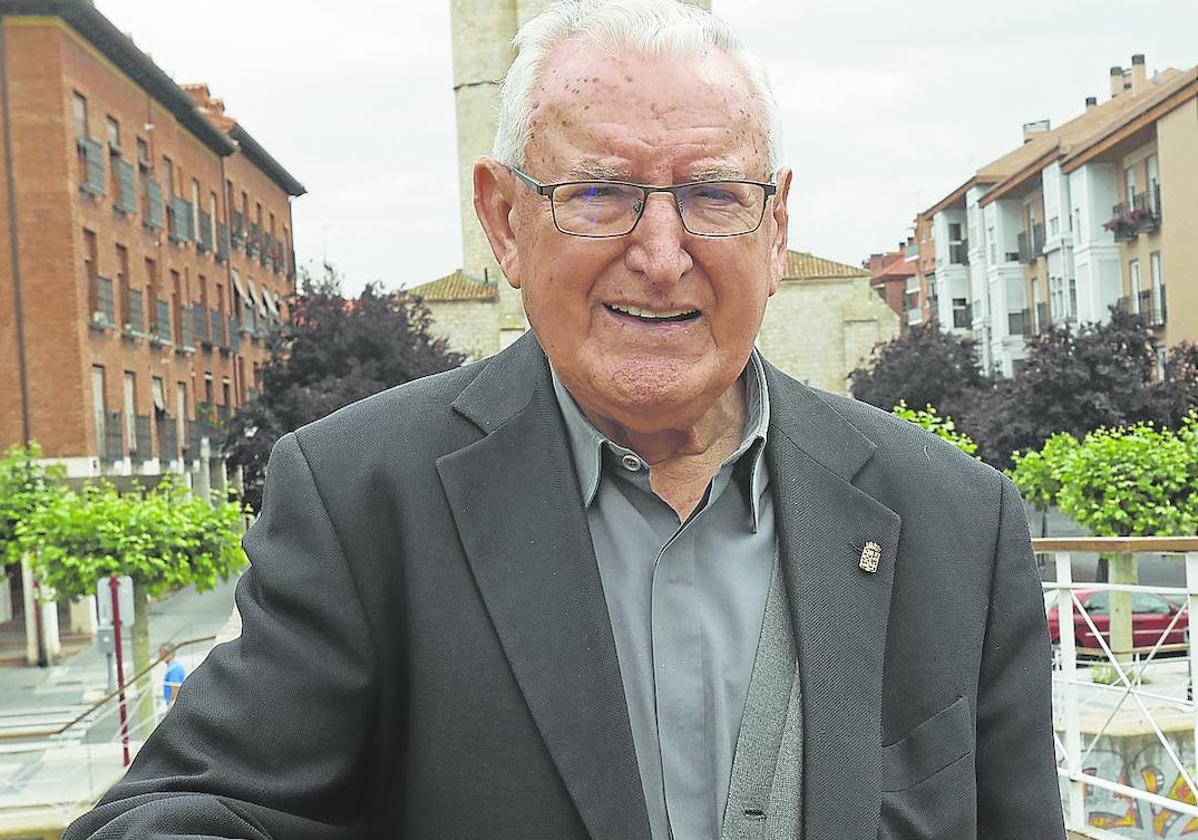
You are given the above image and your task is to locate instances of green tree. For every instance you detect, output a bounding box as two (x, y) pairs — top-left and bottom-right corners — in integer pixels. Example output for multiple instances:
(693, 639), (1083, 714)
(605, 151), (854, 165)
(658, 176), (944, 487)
(14, 478), (246, 728)
(1007, 433), (1081, 538)
(0, 443), (62, 560)
(892, 401), (978, 457)
(224, 263), (464, 510)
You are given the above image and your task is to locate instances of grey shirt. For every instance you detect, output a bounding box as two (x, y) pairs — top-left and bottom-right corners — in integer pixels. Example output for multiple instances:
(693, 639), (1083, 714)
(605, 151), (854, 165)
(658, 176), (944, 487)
(550, 353), (775, 840)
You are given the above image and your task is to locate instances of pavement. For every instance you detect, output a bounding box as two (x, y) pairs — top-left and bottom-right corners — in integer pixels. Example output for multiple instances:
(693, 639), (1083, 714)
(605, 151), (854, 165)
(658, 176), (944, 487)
(0, 575), (242, 835)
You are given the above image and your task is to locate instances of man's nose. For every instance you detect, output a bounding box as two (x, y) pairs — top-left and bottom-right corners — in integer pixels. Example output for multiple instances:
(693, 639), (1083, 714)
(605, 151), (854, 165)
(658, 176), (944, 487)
(624, 193), (694, 286)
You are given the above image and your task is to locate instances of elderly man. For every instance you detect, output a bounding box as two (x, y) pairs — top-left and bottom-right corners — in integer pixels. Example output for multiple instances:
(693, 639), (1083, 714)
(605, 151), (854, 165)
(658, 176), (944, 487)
(66, 2), (1064, 839)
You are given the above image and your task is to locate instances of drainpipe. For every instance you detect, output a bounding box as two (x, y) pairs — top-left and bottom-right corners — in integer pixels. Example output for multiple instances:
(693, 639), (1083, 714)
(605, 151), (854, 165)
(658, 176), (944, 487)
(0, 16), (32, 446)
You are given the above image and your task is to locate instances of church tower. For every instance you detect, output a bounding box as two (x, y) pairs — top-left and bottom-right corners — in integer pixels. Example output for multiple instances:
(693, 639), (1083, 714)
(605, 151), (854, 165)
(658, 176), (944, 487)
(448, 0), (712, 349)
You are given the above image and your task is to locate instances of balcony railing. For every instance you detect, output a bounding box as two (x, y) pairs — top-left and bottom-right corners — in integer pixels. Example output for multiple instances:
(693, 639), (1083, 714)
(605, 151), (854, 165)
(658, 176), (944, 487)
(1142, 285), (1167, 328)
(231, 212), (246, 248)
(216, 224), (230, 263)
(1105, 185), (1162, 242)
(949, 240), (969, 265)
(151, 298), (172, 345)
(167, 197), (193, 244)
(247, 223), (261, 257)
(197, 211), (214, 253)
(157, 413), (178, 462)
(131, 414), (151, 458)
(123, 289), (145, 337)
(1017, 224), (1046, 264)
(144, 178), (165, 230)
(1040, 536), (1198, 838)
(178, 304), (198, 352)
(114, 158), (137, 214)
(77, 136), (106, 197)
(102, 411), (124, 462)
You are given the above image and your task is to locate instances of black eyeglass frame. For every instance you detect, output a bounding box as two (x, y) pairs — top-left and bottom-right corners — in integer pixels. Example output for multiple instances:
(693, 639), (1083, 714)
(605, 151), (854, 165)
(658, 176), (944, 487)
(507, 165), (778, 239)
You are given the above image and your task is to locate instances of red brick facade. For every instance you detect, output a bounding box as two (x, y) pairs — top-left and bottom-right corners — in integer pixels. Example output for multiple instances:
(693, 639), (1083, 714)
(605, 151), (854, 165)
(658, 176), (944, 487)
(0, 13), (303, 474)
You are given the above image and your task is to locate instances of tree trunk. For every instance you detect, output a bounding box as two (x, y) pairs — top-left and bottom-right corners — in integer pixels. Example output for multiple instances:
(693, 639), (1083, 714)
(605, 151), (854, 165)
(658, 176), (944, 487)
(130, 579), (155, 739)
(1109, 552), (1136, 668)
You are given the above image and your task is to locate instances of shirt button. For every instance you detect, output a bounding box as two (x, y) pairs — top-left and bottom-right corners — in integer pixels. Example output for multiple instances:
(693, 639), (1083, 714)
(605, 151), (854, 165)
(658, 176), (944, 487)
(620, 453), (643, 472)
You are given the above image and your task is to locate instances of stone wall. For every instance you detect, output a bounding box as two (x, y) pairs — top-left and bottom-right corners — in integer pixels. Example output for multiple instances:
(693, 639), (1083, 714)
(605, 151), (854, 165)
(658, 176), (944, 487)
(757, 276), (900, 395)
(425, 300), (502, 363)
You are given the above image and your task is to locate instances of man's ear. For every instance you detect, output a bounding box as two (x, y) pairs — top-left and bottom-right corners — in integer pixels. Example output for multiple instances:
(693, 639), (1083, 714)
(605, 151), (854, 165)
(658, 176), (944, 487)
(473, 157), (523, 289)
(766, 167), (792, 296)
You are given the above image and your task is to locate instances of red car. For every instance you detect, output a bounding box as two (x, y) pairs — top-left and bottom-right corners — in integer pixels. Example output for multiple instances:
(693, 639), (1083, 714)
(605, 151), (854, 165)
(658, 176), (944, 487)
(1045, 588), (1188, 652)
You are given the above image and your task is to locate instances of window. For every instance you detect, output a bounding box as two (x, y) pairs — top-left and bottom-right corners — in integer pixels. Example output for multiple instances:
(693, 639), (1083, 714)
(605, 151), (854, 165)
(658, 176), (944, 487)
(1124, 165), (1137, 202)
(987, 224), (997, 263)
(176, 382), (187, 456)
(1049, 216), (1059, 237)
(163, 156), (174, 196)
(1129, 259), (1141, 312)
(948, 222), (962, 242)
(82, 228), (98, 283)
(106, 116), (120, 149)
(1146, 155), (1160, 212)
(192, 178), (202, 238)
(204, 374), (214, 406)
(136, 137), (150, 168)
(72, 92), (88, 138)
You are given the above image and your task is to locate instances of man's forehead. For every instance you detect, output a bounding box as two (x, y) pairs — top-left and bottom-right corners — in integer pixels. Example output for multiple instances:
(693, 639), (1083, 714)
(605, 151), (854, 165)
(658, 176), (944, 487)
(527, 43), (767, 177)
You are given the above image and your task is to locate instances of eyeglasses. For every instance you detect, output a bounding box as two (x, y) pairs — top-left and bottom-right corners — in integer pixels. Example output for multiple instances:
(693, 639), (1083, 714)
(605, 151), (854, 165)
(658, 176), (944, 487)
(508, 166), (777, 239)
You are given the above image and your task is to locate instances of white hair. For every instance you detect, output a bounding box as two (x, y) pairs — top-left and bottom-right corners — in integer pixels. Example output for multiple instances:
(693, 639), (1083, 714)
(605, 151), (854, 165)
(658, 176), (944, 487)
(492, 0), (783, 174)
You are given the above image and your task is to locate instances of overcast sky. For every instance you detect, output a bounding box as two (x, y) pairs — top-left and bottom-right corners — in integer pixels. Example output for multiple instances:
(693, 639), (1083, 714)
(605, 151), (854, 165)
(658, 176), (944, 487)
(95, 0), (1198, 296)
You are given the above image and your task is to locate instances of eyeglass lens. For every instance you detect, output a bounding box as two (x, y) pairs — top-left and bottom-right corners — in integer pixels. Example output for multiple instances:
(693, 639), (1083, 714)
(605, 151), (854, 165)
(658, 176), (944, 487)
(551, 182), (766, 237)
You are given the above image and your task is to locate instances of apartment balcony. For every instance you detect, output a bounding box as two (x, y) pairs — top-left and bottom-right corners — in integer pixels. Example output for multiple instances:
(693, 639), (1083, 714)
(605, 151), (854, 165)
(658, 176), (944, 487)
(1018, 224), (1046, 264)
(1142, 285), (1168, 328)
(949, 240), (969, 266)
(1105, 185), (1162, 242)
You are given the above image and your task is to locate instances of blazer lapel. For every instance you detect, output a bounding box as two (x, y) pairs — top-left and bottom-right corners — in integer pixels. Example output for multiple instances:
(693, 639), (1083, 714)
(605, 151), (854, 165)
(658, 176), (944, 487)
(763, 363), (901, 840)
(435, 334), (651, 840)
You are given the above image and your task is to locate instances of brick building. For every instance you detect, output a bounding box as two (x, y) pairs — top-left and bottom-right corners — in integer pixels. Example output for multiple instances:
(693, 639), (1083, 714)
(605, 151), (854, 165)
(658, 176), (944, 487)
(0, 2), (305, 483)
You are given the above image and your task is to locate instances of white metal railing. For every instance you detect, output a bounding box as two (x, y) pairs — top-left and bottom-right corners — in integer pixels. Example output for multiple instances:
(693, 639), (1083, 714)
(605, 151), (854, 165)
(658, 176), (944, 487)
(1037, 537), (1198, 840)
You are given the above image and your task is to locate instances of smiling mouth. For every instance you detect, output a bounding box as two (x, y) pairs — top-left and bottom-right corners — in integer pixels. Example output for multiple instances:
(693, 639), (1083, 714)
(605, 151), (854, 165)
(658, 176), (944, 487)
(603, 303), (701, 323)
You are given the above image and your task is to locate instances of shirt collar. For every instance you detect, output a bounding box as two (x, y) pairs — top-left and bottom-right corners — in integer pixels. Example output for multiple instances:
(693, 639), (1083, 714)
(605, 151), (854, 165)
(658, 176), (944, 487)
(550, 349), (771, 528)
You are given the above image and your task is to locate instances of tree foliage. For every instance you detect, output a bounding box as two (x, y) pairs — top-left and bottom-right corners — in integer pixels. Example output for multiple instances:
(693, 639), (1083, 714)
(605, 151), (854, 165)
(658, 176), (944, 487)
(891, 401), (978, 457)
(223, 263), (465, 510)
(12, 478), (247, 601)
(850, 324), (988, 413)
(0, 443), (63, 561)
(1053, 415), (1198, 537)
(954, 309), (1171, 468)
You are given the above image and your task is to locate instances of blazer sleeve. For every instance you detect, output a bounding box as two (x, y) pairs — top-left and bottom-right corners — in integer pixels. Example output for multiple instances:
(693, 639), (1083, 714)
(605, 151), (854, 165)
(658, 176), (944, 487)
(64, 432), (379, 840)
(974, 475), (1066, 840)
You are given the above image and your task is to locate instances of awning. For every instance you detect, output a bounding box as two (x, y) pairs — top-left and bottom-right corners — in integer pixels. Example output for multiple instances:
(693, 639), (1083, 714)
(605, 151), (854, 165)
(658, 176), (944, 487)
(263, 288), (279, 317)
(231, 270), (248, 303)
(151, 380), (166, 413)
(255, 282), (269, 318)
(245, 279), (260, 311)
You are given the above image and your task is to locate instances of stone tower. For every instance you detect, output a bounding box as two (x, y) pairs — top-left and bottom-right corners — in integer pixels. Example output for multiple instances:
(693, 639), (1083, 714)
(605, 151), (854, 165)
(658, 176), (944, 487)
(448, 0), (712, 348)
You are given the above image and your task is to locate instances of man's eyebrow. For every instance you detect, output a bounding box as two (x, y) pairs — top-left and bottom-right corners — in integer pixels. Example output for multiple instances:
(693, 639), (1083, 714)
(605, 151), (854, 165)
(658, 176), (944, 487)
(564, 160), (628, 180)
(687, 164), (752, 181)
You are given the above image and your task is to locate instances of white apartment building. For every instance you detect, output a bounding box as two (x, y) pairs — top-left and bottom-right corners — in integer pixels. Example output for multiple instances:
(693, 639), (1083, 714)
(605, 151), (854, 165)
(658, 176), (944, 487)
(922, 56), (1197, 377)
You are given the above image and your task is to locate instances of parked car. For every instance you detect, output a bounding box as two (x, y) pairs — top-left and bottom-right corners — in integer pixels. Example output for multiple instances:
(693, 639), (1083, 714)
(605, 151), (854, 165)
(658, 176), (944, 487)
(1045, 588), (1188, 652)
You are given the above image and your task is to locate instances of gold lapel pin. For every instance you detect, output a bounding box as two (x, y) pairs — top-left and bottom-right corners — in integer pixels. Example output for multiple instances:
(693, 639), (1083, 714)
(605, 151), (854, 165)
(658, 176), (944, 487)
(859, 541), (882, 574)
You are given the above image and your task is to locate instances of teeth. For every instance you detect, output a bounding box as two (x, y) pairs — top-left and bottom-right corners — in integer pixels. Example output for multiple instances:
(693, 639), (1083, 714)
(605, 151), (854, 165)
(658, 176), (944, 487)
(607, 303), (698, 320)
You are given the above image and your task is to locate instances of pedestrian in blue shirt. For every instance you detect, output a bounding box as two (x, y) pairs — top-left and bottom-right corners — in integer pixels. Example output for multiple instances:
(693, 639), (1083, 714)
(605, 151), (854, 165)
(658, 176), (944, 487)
(160, 644), (185, 707)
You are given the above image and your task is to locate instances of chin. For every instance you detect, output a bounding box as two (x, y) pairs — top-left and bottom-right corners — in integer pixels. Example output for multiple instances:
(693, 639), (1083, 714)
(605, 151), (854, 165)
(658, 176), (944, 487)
(597, 357), (732, 425)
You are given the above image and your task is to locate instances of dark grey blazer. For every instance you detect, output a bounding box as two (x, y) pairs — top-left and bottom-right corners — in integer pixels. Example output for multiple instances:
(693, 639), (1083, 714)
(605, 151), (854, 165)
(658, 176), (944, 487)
(65, 332), (1065, 840)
